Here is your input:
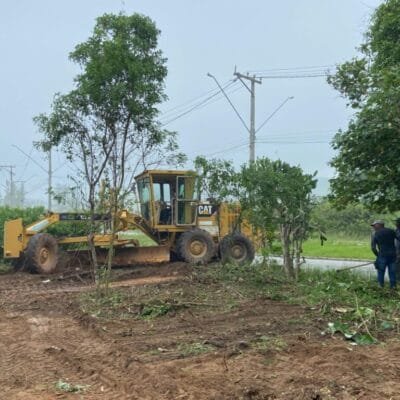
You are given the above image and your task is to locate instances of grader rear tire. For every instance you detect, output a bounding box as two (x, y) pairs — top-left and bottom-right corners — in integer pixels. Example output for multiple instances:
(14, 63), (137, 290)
(25, 233), (59, 274)
(220, 232), (255, 266)
(176, 229), (215, 265)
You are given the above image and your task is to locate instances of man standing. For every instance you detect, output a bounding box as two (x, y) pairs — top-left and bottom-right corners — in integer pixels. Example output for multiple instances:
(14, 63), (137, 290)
(394, 218), (400, 277)
(371, 220), (397, 289)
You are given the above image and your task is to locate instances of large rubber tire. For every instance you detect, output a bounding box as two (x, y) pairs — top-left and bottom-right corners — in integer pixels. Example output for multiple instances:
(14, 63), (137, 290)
(220, 232), (255, 266)
(25, 233), (59, 274)
(176, 229), (216, 265)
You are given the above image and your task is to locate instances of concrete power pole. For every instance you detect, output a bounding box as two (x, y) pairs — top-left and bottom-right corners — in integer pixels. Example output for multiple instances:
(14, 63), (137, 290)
(48, 148), (52, 211)
(234, 70), (262, 162)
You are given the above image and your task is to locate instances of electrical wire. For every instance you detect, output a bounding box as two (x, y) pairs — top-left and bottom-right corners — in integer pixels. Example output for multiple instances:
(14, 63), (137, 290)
(186, 128), (336, 159)
(246, 64), (335, 74)
(160, 80), (233, 117)
(160, 80), (242, 126)
(160, 80), (239, 124)
(258, 73), (328, 79)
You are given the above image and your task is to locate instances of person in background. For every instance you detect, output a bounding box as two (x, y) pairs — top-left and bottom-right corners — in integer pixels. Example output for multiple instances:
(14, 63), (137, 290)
(394, 218), (400, 277)
(371, 220), (397, 289)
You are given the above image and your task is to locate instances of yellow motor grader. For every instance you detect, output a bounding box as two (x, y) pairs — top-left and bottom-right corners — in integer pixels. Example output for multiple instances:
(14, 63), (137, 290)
(3, 169), (255, 274)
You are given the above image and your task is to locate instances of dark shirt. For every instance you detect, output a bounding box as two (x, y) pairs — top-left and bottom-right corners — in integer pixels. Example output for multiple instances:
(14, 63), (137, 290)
(371, 227), (397, 257)
(396, 228), (400, 254)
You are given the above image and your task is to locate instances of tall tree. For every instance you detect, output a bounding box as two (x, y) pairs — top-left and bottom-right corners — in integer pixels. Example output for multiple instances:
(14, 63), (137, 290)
(328, 0), (400, 211)
(35, 13), (184, 281)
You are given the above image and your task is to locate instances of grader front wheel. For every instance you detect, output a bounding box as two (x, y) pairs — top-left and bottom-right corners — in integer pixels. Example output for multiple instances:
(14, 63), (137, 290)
(176, 229), (215, 265)
(25, 233), (59, 274)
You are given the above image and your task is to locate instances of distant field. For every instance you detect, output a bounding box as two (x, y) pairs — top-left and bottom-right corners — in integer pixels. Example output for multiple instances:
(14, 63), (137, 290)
(302, 235), (372, 260)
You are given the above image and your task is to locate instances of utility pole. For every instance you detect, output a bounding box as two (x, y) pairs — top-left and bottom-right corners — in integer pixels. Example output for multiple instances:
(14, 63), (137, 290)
(0, 165), (16, 206)
(234, 70), (262, 162)
(208, 70), (293, 164)
(48, 148), (52, 211)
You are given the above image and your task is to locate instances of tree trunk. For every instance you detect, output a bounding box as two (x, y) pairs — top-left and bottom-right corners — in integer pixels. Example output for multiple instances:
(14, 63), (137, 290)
(88, 194), (99, 285)
(293, 239), (302, 280)
(280, 224), (294, 279)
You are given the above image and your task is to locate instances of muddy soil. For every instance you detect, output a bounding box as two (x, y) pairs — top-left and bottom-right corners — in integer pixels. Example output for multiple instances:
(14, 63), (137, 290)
(1, 263), (400, 400)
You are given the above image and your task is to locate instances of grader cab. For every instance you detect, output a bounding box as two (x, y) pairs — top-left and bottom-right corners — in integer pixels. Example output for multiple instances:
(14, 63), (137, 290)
(3, 169), (255, 274)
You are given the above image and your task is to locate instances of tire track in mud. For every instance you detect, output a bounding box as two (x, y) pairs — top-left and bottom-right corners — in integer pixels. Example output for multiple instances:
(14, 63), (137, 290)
(0, 296), (304, 399)
(0, 267), (186, 398)
(0, 274), (181, 307)
(0, 310), (137, 398)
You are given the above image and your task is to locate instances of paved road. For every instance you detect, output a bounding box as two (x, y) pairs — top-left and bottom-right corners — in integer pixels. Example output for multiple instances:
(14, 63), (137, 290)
(264, 256), (376, 279)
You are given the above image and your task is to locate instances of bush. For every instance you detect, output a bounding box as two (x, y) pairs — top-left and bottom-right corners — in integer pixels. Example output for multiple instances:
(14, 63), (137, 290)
(0, 206), (45, 254)
(311, 199), (396, 238)
(0, 206), (92, 258)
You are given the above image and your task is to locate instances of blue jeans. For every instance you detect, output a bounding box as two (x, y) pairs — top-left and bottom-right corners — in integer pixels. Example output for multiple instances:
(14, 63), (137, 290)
(375, 255), (397, 288)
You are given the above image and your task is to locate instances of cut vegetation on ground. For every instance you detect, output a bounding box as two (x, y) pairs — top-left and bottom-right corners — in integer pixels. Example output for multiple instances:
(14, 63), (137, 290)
(1, 261), (400, 399)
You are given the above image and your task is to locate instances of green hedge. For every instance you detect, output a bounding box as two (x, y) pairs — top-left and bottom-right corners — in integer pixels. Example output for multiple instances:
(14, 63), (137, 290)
(0, 206), (92, 257)
(311, 199), (397, 238)
(0, 206), (46, 251)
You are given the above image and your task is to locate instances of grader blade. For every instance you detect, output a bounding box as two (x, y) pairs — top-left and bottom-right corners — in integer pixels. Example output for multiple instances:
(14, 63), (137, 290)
(96, 245), (170, 266)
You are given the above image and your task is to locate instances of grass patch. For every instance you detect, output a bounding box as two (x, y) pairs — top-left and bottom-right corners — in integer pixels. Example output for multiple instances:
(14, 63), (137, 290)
(302, 235), (371, 260)
(204, 262), (400, 343)
(55, 379), (89, 393)
(252, 336), (287, 352)
(0, 262), (12, 274)
(177, 342), (214, 357)
(80, 290), (177, 320)
(139, 303), (174, 319)
(80, 290), (127, 318)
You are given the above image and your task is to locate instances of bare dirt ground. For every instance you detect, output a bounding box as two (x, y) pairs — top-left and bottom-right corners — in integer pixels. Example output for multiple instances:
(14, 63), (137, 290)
(1, 263), (400, 400)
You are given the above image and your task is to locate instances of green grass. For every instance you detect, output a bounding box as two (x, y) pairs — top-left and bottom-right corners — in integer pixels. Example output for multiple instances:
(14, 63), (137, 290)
(177, 342), (214, 357)
(205, 262), (400, 343)
(55, 379), (89, 394)
(252, 336), (287, 352)
(0, 262), (11, 274)
(302, 235), (371, 260)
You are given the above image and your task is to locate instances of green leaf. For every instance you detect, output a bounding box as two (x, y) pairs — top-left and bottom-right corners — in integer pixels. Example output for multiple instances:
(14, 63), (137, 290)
(327, 321), (356, 338)
(328, 0), (400, 211)
(380, 321), (394, 330)
(352, 333), (377, 345)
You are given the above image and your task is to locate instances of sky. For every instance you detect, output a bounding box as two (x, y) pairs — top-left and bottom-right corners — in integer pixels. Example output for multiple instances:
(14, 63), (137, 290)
(0, 0), (383, 204)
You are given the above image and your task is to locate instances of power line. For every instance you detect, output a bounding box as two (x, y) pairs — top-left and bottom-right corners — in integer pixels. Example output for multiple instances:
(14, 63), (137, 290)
(208, 73), (250, 134)
(199, 141), (249, 157)
(192, 135), (333, 159)
(256, 139), (330, 144)
(246, 64), (335, 74)
(160, 80), (232, 117)
(12, 144), (47, 172)
(188, 128), (337, 159)
(256, 96), (294, 134)
(258, 73), (328, 79)
(160, 80), (240, 126)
